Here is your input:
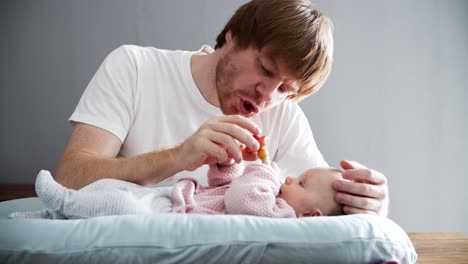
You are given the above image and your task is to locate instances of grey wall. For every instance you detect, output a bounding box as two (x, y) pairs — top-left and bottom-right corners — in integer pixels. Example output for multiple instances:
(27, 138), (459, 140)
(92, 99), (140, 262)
(305, 0), (468, 235)
(1, 1), (467, 234)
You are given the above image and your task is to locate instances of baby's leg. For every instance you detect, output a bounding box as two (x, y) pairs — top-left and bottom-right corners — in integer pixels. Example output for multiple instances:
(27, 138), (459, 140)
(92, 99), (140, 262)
(79, 178), (148, 193)
(80, 182), (174, 214)
(8, 209), (65, 219)
(36, 171), (136, 218)
(62, 188), (174, 218)
(62, 189), (146, 218)
(35, 171), (173, 218)
(35, 170), (73, 212)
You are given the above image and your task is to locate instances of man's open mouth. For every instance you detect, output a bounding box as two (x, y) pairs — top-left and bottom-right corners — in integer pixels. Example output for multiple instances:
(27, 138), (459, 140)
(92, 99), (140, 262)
(239, 99), (258, 116)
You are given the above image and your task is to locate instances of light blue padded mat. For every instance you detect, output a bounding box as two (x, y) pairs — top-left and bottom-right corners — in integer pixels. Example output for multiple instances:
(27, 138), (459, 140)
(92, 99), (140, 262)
(0, 198), (417, 264)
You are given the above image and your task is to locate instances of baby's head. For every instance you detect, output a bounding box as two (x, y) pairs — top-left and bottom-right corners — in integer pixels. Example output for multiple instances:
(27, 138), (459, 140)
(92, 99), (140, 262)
(278, 167), (344, 217)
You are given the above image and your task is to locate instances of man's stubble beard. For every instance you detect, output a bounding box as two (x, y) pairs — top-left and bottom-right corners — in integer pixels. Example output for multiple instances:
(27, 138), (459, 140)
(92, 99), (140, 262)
(215, 49), (261, 116)
(215, 52), (237, 115)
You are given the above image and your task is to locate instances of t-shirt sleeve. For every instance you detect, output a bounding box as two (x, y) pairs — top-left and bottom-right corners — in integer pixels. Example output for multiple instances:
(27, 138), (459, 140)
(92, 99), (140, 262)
(69, 45), (137, 143)
(273, 102), (328, 178)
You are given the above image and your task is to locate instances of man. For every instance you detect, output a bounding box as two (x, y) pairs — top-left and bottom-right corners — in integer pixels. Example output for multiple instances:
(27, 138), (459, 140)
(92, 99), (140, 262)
(55, 0), (389, 216)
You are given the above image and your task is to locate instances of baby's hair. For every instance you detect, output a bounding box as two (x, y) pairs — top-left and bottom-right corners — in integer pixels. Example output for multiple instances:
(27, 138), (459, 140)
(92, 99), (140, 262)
(328, 202), (344, 216)
(328, 168), (343, 174)
(327, 168), (344, 216)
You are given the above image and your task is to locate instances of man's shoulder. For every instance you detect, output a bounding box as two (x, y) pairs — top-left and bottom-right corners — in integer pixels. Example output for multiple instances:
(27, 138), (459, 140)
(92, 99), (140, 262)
(275, 99), (302, 112)
(113, 44), (187, 59)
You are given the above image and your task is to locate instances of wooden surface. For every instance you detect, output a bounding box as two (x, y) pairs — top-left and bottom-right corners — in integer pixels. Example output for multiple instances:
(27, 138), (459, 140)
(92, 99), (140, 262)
(0, 184), (36, 202)
(409, 232), (468, 263)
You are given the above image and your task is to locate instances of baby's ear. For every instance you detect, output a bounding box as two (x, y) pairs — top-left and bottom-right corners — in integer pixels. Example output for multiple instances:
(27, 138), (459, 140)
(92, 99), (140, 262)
(303, 209), (322, 217)
(312, 210), (323, 217)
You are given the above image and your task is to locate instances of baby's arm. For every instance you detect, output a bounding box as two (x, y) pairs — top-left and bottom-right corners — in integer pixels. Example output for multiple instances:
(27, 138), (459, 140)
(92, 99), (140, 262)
(224, 163), (296, 218)
(207, 163), (244, 187)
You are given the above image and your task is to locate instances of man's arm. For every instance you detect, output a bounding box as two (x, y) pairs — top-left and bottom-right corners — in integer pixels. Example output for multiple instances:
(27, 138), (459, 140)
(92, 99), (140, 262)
(56, 115), (262, 190)
(55, 123), (183, 189)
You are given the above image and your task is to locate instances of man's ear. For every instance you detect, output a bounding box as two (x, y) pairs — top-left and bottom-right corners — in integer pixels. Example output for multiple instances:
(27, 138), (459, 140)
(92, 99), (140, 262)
(226, 30), (233, 46)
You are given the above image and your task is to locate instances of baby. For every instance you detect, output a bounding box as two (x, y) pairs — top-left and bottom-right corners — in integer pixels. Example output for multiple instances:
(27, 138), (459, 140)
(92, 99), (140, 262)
(9, 162), (344, 219)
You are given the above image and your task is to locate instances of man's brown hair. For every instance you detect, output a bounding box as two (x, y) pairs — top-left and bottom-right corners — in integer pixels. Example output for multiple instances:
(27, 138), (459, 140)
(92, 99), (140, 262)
(215, 0), (334, 101)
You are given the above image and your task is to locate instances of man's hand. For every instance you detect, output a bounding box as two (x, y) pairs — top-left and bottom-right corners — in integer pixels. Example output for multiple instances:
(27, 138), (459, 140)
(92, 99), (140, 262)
(332, 160), (389, 216)
(176, 115), (261, 171)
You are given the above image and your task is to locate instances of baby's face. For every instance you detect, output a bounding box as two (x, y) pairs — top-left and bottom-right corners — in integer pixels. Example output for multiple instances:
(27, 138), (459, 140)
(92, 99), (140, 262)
(279, 168), (343, 217)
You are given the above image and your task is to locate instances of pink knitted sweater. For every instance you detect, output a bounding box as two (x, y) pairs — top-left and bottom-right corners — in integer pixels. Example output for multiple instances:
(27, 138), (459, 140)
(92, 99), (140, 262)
(171, 163), (296, 218)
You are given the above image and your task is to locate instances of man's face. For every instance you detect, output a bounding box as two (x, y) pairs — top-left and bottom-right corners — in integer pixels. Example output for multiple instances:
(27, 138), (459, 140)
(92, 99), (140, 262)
(215, 45), (300, 117)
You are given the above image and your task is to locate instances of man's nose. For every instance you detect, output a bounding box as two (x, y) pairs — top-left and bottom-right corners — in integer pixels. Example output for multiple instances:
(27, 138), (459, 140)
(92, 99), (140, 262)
(257, 79), (282, 102)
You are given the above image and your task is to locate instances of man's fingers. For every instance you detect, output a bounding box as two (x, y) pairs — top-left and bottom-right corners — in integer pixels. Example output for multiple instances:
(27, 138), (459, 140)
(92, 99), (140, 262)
(340, 160), (367, 170)
(335, 192), (382, 213)
(202, 140), (229, 164)
(218, 158), (235, 166)
(180, 115), (265, 171)
(333, 180), (385, 199)
(242, 150), (258, 161)
(340, 160), (386, 184)
(217, 115), (262, 135)
(342, 168), (387, 185)
(207, 132), (243, 163)
(338, 159), (389, 217)
(342, 206), (378, 215)
(207, 121), (260, 152)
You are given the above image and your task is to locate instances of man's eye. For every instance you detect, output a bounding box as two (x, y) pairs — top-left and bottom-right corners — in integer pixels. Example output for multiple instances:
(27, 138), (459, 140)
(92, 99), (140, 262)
(278, 85), (287, 93)
(259, 63), (273, 77)
(263, 67), (273, 77)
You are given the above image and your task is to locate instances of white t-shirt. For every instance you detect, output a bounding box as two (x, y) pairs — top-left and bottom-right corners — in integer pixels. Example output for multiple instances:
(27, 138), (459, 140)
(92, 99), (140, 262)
(70, 45), (327, 186)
